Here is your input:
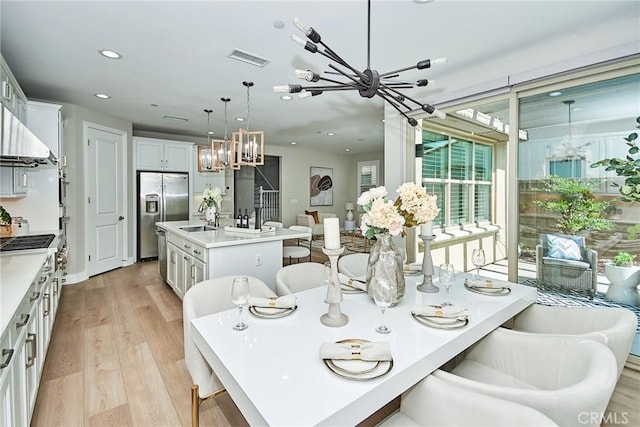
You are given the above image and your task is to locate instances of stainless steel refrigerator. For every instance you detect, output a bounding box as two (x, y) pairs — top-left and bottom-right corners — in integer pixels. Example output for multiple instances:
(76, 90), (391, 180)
(137, 171), (189, 260)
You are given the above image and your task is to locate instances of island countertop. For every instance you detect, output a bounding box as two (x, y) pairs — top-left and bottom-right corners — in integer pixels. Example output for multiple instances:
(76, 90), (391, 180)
(156, 221), (309, 249)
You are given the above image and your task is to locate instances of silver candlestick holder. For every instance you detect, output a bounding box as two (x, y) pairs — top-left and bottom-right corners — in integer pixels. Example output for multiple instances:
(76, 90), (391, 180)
(321, 246), (349, 327)
(417, 233), (439, 293)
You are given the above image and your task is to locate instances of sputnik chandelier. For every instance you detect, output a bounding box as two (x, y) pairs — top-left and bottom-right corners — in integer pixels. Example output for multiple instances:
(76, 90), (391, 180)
(273, 0), (446, 126)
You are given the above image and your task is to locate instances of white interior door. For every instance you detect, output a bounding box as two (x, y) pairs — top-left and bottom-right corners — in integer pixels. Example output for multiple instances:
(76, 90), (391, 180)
(86, 124), (126, 277)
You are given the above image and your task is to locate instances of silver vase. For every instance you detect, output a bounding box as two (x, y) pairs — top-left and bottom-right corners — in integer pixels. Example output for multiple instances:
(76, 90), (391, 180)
(366, 233), (406, 306)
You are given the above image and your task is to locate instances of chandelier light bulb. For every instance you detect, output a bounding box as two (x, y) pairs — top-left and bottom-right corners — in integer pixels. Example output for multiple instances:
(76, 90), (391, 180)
(273, 85), (291, 93)
(293, 17), (308, 33)
(432, 57), (447, 66)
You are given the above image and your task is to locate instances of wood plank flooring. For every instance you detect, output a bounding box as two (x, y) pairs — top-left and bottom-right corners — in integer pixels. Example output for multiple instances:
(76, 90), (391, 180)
(32, 253), (639, 426)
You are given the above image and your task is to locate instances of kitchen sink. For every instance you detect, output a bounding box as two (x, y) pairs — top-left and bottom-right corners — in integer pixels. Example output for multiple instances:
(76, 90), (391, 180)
(178, 225), (216, 232)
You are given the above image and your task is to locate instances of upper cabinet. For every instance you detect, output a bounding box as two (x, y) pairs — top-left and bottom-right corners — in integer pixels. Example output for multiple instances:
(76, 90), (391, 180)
(25, 101), (62, 159)
(134, 137), (193, 172)
(1, 54), (28, 122)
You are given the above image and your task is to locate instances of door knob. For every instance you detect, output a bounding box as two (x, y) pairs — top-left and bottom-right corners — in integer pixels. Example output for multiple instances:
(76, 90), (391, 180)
(118, 216), (125, 221)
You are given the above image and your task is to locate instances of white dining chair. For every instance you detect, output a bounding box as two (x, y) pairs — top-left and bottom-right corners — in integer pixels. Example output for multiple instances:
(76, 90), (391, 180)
(432, 327), (618, 427)
(378, 374), (557, 426)
(183, 276), (276, 427)
(338, 253), (369, 278)
(282, 225), (312, 265)
(509, 304), (638, 380)
(275, 262), (328, 296)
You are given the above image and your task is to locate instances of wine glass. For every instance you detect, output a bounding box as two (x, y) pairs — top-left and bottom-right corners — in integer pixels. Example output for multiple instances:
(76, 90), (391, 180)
(373, 279), (393, 334)
(439, 263), (455, 306)
(471, 249), (486, 279)
(231, 277), (250, 331)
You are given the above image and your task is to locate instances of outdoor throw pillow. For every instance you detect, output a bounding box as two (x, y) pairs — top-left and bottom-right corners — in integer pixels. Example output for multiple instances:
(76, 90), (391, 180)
(547, 234), (585, 261)
(305, 210), (320, 224)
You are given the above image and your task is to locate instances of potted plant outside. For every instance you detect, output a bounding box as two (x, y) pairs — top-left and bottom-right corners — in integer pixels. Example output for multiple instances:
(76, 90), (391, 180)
(605, 252), (640, 305)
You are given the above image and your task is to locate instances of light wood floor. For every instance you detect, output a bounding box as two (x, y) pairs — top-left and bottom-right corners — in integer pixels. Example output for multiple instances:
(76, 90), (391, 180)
(32, 253), (639, 426)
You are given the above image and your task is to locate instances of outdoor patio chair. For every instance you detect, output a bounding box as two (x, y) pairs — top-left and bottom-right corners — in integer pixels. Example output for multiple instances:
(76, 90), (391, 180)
(536, 233), (598, 299)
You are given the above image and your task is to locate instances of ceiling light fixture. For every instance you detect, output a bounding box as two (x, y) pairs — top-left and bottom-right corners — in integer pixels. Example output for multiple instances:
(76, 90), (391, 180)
(98, 49), (122, 59)
(232, 81), (264, 166)
(273, 0), (446, 126)
(210, 98), (238, 171)
(94, 93), (111, 99)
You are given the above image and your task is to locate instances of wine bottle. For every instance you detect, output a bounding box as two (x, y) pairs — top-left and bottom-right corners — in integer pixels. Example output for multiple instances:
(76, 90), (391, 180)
(242, 209), (249, 228)
(236, 209), (242, 228)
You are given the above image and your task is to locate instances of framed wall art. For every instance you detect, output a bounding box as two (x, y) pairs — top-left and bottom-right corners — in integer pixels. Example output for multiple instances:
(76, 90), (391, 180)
(310, 167), (333, 206)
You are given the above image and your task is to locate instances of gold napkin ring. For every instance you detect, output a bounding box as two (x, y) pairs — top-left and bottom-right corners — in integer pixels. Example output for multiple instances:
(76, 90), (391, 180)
(435, 308), (444, 317)
(268, 297), (277, 307)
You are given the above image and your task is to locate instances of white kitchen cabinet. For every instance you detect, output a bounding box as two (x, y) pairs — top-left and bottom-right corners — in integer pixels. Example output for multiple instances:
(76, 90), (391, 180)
(0, 167), (28, 197)
(1, 53), (28, 122)
(0, 253), (58, 426)
(165, 233), (207, 299)
(134, 137), (192, 172)
(26, 101), (62, 159)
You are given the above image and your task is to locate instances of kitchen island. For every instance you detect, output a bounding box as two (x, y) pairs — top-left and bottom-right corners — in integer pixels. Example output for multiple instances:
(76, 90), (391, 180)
(156, 221), (309, 297)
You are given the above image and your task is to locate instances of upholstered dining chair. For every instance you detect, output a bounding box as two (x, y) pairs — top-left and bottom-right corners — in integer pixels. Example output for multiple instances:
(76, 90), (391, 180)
(275, 262), (328, 296)
(509, 304), (638, 380)
(183, 276), (276, 427)
(338, 253), (369, 279)
(432, 327), (618, 427)
(378, 374), (557, 426)
(282, 225), (312, 265)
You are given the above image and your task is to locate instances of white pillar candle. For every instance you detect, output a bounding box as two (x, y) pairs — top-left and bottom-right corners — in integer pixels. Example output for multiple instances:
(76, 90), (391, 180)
(420, 221), (433, 236)
(324, 217), (341, 249)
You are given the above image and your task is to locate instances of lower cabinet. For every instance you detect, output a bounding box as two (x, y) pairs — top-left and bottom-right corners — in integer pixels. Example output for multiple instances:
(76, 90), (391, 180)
(0, 254), (57, 426)
(165, 236), (207, 300)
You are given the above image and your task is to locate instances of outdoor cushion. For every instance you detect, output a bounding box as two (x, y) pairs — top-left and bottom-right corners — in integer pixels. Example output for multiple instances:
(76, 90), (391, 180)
(540, 234), (585, 260)
(542, 257), (591, 270)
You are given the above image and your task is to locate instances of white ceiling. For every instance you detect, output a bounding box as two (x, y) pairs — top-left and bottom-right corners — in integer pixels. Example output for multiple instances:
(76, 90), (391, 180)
(1, 0), (638, 154)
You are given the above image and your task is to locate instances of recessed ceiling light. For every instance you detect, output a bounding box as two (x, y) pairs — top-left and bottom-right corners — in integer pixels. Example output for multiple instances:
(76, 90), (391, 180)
(280, 95), (293, 101)
(273, 20), (285, 29)
(549, 91), (562, 97)
(235, 117), (245, 122)
(150, 103), (159, 107)
(345, 148), (351, 152)
(208, 131), (215, 135)
(327, 132), (335, 136)
(99, 49), (122, 59)
(94, 93), (111, 99)
(290, 141), (297, 145)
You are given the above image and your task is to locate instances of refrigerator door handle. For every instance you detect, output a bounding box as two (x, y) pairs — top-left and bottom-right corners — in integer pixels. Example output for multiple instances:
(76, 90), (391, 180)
(160, 184), (166, 222)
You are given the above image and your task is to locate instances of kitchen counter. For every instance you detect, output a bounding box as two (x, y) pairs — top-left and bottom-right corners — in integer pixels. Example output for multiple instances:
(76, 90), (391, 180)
(156, 220), (308, 247)
(0, 251), (49, 332)
(156, 220), (311, 294)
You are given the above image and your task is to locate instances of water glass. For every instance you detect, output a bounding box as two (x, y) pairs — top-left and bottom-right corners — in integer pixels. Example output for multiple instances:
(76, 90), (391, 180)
(231, 277), (250, 331)
(439, 263), (455, 306)
(373, 279), (393, 334)
(472, 249), (486, 279)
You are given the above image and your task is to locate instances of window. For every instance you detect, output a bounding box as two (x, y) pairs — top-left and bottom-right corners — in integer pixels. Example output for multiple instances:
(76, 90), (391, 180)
(357, 160), (379, 199)
(421, 130), (493, 228)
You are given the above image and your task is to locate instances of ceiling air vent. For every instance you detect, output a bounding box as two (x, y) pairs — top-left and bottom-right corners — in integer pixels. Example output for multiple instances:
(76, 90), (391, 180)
(228, 49), (270, 67)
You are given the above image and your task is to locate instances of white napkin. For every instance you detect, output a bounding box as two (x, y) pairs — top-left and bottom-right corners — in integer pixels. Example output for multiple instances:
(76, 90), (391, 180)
(411, 305), (468, 318)
(320, 342), (392, 361)
(465, 277), (510, 291)
(248, 295), (297, 309)
(338, 273), (367, 291)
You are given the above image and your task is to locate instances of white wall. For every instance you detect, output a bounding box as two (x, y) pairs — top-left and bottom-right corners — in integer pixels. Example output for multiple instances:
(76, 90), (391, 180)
(61, 103), (133, 283)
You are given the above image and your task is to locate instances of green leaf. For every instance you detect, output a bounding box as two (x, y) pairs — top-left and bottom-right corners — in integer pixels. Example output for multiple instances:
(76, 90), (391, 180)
(630, 146), (639, 154)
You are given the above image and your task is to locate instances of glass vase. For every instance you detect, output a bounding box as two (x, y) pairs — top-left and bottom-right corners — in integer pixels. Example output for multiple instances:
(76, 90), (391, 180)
(366, 233), (405, 306)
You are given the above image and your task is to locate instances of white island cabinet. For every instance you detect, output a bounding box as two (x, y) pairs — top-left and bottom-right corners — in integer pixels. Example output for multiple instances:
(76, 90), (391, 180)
(156, 221), (309, 296)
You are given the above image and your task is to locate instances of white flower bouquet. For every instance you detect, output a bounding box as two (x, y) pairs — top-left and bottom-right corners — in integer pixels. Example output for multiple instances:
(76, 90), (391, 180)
(203, 187), (222, 208)
(357, 183), (440, 239)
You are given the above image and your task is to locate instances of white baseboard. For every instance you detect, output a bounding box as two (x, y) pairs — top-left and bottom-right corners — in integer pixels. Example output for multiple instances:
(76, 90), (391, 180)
(62, 271), (88, 285)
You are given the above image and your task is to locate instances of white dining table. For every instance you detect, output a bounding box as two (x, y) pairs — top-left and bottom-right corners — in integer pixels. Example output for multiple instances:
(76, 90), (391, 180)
(191, 271), (537, 426)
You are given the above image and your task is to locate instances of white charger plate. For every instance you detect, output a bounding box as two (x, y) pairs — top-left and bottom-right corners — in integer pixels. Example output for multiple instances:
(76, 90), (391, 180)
(322, 339), (393, 381)
(412, 313), (469, 329)
(248, 305), (297, 319)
